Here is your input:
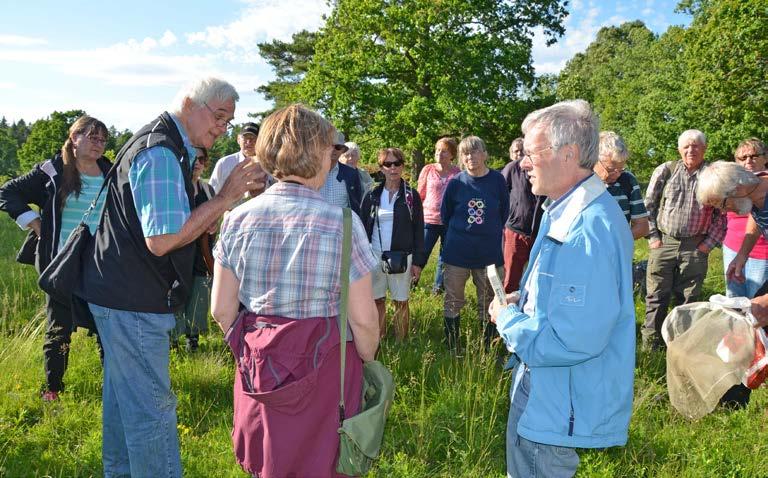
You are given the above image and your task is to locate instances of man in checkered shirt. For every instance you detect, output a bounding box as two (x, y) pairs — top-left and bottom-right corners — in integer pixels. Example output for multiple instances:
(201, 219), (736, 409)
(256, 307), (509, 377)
(642, 129), (726, 350)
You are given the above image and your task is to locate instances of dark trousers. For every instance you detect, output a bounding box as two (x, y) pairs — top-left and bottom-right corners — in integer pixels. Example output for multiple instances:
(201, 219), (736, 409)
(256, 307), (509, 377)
(44, 294), (102, 392)
(643, 234), (709, 346)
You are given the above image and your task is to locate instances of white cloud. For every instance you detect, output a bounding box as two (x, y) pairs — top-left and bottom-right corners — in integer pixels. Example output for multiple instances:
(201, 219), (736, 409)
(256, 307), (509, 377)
(0, 34), (47, 46)
(159, 30), (177, 47)
(187, 0), (330, 54)
(0, 29), (230, 88)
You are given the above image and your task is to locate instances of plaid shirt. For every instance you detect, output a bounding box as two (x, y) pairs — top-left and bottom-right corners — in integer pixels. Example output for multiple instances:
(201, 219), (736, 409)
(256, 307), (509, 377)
(319, 162), (350, 208)
(129, 115), (197, 237)
(644, 160), (726, 249)
(213, 182), (377, 319)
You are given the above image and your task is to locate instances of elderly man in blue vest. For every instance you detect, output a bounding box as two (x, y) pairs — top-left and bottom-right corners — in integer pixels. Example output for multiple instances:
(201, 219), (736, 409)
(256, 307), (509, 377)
(490, 100), (635, 478)
(76, 78), (265, 477)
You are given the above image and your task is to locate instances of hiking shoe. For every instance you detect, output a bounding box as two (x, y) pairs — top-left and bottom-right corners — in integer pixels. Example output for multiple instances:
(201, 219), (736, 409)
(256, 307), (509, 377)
(41, 390), (59, 402)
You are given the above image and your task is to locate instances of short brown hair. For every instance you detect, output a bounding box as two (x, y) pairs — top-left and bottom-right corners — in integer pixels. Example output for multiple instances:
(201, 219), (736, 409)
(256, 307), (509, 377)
(256, 104), (336, 179)
(377, 147), (405, 165)
(435, 137), (457, 159)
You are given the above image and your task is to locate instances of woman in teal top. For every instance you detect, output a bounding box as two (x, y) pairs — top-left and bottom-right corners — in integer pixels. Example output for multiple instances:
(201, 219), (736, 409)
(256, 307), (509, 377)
(0, 115), (112, 401)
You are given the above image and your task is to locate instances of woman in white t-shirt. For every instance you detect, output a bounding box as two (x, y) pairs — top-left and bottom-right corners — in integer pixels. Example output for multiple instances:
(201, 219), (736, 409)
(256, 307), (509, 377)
(361, 148), (426, 340)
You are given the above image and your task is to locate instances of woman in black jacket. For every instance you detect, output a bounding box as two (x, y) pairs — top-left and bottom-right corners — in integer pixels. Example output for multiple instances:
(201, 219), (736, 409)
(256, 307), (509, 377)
(0, 115), (111, 401)
(361, 147), (426, 340)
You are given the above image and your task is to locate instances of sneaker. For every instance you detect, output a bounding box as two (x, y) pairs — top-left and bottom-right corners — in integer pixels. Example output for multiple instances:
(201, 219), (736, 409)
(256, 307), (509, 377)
(186, 338), (199, 353)
(41, 390), (59, 402)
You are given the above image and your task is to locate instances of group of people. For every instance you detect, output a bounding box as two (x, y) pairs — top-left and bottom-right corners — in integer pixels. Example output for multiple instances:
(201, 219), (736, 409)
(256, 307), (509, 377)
(1, 74), (766, 478)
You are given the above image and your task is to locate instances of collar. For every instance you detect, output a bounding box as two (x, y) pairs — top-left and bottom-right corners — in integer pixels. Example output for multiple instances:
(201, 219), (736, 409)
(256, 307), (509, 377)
(169, 114), (197, 167)
(329, 161), (340, 178)
(546, 173), (606, 243)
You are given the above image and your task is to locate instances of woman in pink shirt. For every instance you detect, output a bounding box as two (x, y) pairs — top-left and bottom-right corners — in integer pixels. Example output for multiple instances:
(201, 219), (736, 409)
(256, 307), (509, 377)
(722, 138), (768, 298)
(417, 137), (460, 294)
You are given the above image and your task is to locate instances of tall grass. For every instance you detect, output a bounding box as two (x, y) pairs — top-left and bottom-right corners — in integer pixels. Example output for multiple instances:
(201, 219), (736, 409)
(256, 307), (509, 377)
(0, 215), (766, 477)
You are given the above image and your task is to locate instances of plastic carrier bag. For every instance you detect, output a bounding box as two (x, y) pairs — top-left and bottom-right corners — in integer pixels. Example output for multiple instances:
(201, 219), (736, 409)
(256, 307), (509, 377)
(661, 296), (768, 419)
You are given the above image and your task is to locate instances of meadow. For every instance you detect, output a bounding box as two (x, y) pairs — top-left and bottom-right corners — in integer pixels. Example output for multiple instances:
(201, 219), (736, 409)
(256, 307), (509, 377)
(0, 213), (766, 478)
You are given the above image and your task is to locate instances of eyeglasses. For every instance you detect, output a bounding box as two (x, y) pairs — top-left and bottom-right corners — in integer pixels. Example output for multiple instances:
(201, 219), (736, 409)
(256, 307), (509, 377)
(599, 159), (625, 174)
(83, 133), (107, 145)
(381, 160), (404, 168)
(736, 153), (765, 162)
(523, 146), (552, 164)
(204, 102), (234, 131)
(333, 144), (349, 153)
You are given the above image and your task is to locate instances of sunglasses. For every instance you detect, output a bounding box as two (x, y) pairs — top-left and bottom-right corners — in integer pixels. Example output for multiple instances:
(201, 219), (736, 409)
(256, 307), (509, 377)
(333, 144), (349, 153)
(382, 160), (404, 168)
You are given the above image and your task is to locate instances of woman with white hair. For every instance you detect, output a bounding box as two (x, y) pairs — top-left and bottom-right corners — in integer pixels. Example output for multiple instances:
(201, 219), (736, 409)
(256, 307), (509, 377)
(696, 159), (768, 290)
(338, 141), (374, 192)
(719, 139), (768, 298)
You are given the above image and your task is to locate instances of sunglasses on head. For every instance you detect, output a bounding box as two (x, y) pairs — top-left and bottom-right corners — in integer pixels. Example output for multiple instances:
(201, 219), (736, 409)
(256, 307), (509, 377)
(382, 160), (404, 168)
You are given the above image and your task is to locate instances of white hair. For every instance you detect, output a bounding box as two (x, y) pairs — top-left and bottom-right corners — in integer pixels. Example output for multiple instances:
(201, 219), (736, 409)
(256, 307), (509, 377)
(522, 99), (600, 169)
(696, 160), (759, 204)
(678, 129), (707, 148)
(170, 77), (239, 114)
(599, 131), (629, 163)
(344, 141), (360, 155)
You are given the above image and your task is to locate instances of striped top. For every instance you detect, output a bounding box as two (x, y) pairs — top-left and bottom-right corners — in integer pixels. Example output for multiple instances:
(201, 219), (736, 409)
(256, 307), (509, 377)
(58, 174), (106, 252)
(604, 171), (649, 224)
(213, 182), (378, 319)
(751, 202), (768, 241)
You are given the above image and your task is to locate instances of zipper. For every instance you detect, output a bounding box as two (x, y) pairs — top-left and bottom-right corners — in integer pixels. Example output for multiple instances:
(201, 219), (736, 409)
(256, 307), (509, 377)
(568, 369), (575, 436)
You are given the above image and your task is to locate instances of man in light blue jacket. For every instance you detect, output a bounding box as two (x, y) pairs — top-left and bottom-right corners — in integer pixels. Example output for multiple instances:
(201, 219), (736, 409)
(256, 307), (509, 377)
(490, 100), (635, 478)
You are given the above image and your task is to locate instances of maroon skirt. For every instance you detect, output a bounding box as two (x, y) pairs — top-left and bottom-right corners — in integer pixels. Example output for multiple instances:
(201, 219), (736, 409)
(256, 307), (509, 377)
(226, 312), (363, 478)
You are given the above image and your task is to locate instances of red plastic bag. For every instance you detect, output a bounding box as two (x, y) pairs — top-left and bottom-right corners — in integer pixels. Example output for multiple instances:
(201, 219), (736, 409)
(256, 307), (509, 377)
(744, 328), (768, 389)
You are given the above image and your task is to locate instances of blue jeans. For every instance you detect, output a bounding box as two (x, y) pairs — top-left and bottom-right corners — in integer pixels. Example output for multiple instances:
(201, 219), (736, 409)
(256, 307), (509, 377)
(89, 303), (182, 478)
(506, 367), (579, 478)
(424, 223), (446, 290)
(722, 245), (768, 299)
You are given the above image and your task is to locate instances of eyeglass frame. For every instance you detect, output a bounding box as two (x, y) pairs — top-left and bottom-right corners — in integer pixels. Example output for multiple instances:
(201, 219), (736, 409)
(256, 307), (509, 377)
(598, 158), (626, 174)
(381, 160), (404, 168)
(523, 145), (553, 164)
(735, 153), (766, 162)
(204, 102), (235, 131)
(82, 132), (108, 145)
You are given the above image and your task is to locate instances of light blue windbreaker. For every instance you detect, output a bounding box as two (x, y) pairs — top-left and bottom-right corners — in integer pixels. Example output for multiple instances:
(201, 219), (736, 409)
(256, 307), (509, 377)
(496, 174), (635, 449)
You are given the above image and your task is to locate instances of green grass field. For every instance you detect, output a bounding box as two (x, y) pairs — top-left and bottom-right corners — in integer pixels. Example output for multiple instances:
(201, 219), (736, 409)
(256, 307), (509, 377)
(0, 214), (766, 477)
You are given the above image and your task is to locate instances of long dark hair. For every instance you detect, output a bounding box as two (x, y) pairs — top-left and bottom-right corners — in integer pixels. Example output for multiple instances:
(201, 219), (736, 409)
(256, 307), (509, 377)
(59, 115), (108, 205)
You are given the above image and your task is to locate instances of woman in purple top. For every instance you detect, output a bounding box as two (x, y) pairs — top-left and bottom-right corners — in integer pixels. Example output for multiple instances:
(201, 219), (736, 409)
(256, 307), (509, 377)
(211, 105), (379, 477)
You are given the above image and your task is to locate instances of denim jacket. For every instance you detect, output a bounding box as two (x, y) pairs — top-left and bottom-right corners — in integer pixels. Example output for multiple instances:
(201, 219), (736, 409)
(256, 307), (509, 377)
(496, 174), (635, 449)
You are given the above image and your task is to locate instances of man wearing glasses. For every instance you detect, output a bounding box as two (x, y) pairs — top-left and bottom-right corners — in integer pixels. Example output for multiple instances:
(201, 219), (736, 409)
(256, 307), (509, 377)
(490, 100), (635, 478)
(210, 122), (272, 197)
(319, 132), (363, 216)
(642, 129), (726, 350)
(76, 78), (264, 477)
(593, 131), (649, 240)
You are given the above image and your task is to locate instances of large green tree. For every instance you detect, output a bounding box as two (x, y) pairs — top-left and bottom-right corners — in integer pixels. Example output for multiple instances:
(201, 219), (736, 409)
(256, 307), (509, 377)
(280, 0), (566, 172)
(257, 30), (318, 117)
(0, 129), (19, 179)
(679, 0), (768, 159)
(556, 0), (768, 180)
(16, 110), (85, 172)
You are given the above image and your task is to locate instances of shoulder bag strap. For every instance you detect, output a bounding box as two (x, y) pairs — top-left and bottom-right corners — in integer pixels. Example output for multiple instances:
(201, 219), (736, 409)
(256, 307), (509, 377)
(80, 160), (120, 226)
(338, 207), (352, 423)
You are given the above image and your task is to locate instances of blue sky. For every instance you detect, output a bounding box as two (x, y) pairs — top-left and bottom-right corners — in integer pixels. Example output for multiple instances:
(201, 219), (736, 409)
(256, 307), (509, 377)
(0, 0), (690, 132)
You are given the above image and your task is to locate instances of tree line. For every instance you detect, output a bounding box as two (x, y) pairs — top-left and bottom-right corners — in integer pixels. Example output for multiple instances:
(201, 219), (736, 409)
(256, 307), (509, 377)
(2, 0), (764, 183)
